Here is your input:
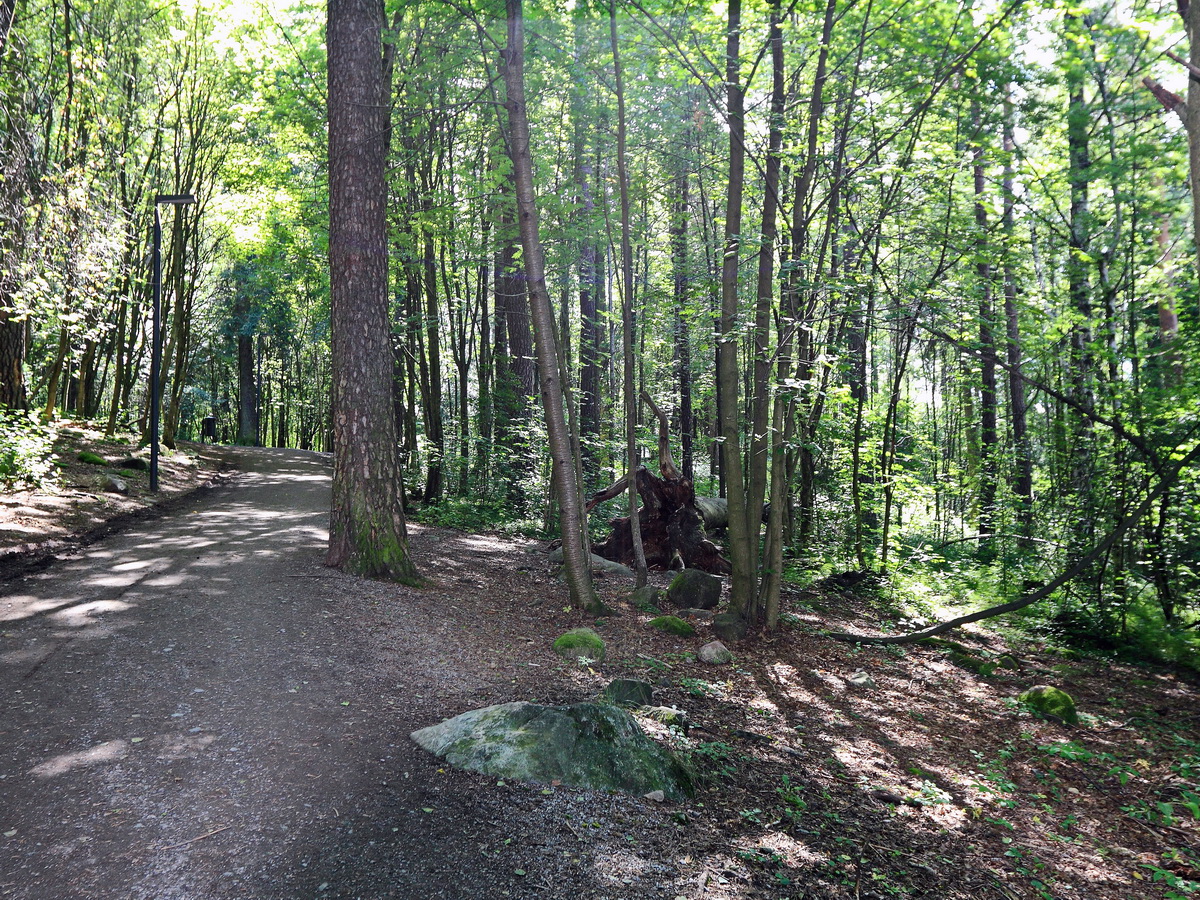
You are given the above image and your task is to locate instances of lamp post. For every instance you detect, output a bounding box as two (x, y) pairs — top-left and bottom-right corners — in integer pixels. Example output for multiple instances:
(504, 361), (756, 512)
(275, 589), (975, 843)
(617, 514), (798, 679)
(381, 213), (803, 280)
(150, 193), (195, 492)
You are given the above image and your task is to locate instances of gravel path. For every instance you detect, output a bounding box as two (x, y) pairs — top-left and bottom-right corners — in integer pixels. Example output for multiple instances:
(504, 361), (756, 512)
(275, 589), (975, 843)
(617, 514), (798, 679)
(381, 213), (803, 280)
(0, 448), (677, 900)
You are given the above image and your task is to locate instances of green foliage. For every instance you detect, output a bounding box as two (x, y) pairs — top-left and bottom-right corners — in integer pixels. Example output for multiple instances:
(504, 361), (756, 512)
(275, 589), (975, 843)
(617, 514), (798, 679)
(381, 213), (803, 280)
(689, 740), (736, 783)
(0, 411), (56, 488)
(408, 496), (543, 538)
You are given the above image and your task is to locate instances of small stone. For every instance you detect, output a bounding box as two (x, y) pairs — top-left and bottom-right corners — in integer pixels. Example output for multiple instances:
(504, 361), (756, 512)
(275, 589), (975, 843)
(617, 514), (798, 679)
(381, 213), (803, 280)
(103, 475), (128, 495)
(847, 671), (876, 690)
(627, 586), (662, 611)
(698, 641), (733, 665)
(644, 790), (665, 802)
(1019, 685), (1079, 725)
(116, 457), (150, 472)
(640, 706), (687, 728)
(552, 628), (605, 663)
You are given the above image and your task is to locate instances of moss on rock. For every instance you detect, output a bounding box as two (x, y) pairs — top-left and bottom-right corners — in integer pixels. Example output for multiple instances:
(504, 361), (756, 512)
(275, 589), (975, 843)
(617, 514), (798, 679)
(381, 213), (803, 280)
(1019, 685), (1079, 725)
(411, 701), (693, 800)
(553, 627), (605, 663)
(648, 615), (695, 638)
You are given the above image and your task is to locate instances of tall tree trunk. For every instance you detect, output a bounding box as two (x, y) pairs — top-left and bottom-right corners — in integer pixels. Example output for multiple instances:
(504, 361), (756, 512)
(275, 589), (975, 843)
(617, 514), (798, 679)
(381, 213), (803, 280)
(501, 0), (600, 613)
(753, 0), (786, 630)
(671, 166), (694, 481)
(326, 0), (418, 581)
(973, 99), (998, 556)
(236, 299), (259, 445)
(1065, 10), (1096, 542)
(422, 232), (444, 503)
(718, 0), (756, 621)
(1002, 90), (1033, 534)
(610, 0), (649, 588)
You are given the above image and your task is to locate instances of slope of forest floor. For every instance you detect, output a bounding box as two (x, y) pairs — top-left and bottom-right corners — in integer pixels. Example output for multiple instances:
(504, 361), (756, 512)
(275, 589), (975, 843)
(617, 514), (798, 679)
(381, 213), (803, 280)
(2, 443), (1198, 899)
(0, 422), (230, 571)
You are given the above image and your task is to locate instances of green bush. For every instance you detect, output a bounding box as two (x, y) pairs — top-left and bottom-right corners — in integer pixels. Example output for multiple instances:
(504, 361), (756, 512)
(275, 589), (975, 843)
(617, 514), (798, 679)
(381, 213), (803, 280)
(0, 410), (57, 488)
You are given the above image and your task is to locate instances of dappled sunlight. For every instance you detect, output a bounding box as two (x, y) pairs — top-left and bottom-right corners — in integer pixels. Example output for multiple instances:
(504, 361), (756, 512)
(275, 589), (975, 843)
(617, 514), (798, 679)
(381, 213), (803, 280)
(0, 595), (80, 623)
(455, 534), (518, 554)
(735, 830), (827, 867)
(30, 739), (129, 778)
(50, 599), (134, 625)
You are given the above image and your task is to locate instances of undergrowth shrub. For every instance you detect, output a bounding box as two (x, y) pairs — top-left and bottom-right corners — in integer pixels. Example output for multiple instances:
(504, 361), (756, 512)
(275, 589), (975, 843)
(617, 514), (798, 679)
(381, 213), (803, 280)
(0, 410), (57, 489)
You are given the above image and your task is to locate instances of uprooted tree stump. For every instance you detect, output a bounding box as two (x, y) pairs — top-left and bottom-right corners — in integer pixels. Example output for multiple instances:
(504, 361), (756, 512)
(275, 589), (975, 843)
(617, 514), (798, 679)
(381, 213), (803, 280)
(586, 393), (731, 575)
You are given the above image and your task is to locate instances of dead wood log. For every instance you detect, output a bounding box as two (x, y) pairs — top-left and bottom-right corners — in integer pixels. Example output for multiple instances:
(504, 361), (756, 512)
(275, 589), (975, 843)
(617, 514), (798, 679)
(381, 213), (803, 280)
(586, 394), (731, 575)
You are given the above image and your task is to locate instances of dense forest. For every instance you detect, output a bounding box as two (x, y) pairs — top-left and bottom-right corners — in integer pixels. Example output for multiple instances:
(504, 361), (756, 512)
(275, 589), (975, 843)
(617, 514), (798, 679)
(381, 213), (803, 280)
(2, 0), (1199, 658)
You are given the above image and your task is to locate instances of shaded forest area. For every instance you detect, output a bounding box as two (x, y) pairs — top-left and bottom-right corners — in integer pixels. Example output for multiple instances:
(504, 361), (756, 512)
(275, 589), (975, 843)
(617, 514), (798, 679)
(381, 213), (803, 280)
(2, 0), (1200, 656)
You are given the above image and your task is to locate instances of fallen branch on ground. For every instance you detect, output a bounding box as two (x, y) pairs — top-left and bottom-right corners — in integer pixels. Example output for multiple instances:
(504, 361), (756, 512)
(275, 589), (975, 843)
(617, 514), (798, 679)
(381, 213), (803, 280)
(826, 440), (1200, 645)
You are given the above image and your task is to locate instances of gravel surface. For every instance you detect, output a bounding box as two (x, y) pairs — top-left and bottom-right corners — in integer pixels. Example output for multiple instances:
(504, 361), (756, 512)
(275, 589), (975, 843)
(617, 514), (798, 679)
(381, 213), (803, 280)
(0, 448), (676, 900)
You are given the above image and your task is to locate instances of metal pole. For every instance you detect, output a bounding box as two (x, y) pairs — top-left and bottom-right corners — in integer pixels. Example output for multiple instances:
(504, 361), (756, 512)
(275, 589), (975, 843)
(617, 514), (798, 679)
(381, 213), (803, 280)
(150, 206), (162, 492)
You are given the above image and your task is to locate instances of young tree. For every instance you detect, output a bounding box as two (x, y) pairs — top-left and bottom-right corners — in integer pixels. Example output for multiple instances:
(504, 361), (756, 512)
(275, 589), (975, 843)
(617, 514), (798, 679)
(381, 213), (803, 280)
(500, 0), (601, 613)
(326, 0), (418, 581)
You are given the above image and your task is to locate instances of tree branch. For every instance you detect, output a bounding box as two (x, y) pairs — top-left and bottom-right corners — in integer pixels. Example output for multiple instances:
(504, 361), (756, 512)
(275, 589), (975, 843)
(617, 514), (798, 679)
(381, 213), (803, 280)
(826, 439), (1200, 644)
(1143, 76), (1187, 125)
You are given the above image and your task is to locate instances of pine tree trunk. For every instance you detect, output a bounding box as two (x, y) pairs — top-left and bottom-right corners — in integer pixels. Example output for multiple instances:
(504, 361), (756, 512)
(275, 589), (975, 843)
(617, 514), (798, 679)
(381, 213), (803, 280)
(326, 0), (418, 581)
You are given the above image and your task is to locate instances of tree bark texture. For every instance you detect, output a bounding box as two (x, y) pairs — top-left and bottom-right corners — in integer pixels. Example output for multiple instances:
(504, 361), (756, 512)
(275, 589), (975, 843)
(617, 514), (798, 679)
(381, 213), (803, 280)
(326, 0), (417, 581)
(610, 1), (649, 588)
(718, 0), (756, 617)
(501, 0), (599, 613)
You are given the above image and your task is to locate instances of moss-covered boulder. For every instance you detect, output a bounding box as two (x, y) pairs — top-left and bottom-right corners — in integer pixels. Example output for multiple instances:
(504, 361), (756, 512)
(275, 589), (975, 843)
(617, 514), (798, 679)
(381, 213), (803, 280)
(77, 450), (107, 466)
(628, 585), (662, 612)
(552, 628), (605, 663)
(665, 569), (722, 610)
(411, 701), (693, 800)
(1019, 685), (1079, 725)
(649, 615), (695, 637)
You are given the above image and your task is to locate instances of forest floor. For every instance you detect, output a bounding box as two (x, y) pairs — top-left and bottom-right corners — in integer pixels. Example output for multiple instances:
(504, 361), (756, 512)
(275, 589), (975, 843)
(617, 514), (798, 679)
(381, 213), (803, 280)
(0, 443), (1197, 900)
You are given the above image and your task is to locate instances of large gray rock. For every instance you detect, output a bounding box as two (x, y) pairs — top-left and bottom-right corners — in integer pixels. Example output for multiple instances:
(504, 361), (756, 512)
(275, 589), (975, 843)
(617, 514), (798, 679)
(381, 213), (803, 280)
(698, 641), (733, 665)
(665, 569), (722, 610)
(103, 475), (128, 495)
(411, 701), (693, 800)
(711, 612), (749, 643)
(548, 547), (635, 579)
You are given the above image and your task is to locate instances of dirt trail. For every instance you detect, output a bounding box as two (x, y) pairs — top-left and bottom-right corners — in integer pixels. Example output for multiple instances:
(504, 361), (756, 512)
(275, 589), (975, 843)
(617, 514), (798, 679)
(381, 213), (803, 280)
(0, 448), (669, 900)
